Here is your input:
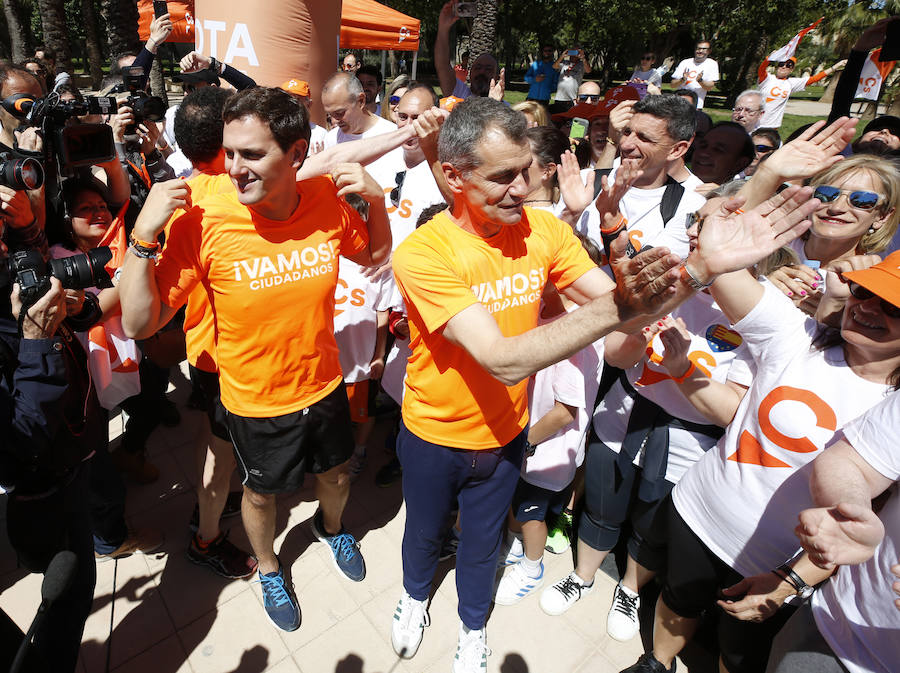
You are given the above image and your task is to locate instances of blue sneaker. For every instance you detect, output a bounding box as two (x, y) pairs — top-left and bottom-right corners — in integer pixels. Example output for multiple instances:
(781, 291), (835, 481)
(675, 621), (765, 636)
(311, 509), (366, 582)
(255, 564), (301, 631)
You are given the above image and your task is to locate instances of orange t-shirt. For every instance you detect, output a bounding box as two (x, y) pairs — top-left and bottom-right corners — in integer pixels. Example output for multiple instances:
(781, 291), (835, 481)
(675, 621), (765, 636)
(155, 176), (369, 417)
(392, 207), (596, 450)
(163, 172), (233, 373)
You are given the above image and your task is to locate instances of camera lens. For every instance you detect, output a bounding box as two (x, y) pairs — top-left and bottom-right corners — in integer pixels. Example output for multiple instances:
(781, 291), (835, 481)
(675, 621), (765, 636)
(0, 157), (44, 190)
(48, 247), (112, 290)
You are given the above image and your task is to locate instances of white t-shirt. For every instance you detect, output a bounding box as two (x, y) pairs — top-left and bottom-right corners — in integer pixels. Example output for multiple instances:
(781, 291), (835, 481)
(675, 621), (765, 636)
(333, 257), (394, 383)
(592, 291), (753, 484)
(388, 158), (445, 249)
(575, 166), (704, 261)
(673, 284), (893, 578)
(524, 313), (603, 492)
(555, 61), (585, 102)
(758, 74), (808, 129)
(631, 68), (662, 87)
(324, 115), (397, 149)
(672, 57), (720, 109)
(309, 122), (328, 151)
(164, 104), (180, 152)
(812, 391), (900, 673)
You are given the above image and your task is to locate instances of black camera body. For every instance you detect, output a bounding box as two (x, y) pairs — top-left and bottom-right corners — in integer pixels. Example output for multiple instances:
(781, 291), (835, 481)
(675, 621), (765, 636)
(4, 248), (113, 309)
(120, 66), (165, 134)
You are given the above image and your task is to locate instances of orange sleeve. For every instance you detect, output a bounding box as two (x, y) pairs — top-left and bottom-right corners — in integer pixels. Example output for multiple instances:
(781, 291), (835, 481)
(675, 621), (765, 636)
(155, 206), (204, 310)
(546, 217), (599, 291)
(805, 70), (828, 86)
(757, 59), (770, 83)
(393, 236), (479, 335)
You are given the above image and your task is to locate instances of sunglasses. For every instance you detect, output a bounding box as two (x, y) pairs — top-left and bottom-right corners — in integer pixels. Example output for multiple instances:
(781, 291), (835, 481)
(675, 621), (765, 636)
(754, 144), (775, 153)
(389, 170), (407, 207)
(389, 95), (402, 105)
(578, 94), (600, 102)
(777, 61), (795, 68)
(813, 185), (882, 211)
(685, 210), (706, 233)
(848, 282), (900, 318)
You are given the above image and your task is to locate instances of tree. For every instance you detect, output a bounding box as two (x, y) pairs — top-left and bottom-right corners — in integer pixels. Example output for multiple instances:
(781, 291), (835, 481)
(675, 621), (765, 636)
(81, 0), (104, 88)
(37, 0), (72, 72)
(468, 0), (497, 61)
(4, 0), (32, 62)
(101, 0), (140, 62)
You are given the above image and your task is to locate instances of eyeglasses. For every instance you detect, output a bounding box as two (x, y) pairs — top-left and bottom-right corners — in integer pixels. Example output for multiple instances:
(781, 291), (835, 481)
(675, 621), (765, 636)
(777, 61), (795, 68)
(732, 107), (761, 115)
(389, 95), (402, 105)
(754, 144), (775, 153)
(813, 185), (882, 211)
(578, 94), (600, 102)
(848, 282), (900, 318)
(389, 170), (407, 207)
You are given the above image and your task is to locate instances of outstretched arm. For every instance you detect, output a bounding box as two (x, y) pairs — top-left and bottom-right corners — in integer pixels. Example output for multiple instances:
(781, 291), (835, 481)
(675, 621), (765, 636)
(297, 125), (416, 180)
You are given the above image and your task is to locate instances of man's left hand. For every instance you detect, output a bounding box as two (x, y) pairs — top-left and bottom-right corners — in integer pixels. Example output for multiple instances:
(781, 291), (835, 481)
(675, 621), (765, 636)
(333, 163), (382, 203)
(796, 503), (885, 570)
(717, 572), (794, 622)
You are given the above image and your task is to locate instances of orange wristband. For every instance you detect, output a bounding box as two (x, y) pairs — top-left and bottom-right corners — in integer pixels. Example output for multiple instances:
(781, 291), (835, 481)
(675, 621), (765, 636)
(130, 234), (160, 251)
(670, 361), (696, 384)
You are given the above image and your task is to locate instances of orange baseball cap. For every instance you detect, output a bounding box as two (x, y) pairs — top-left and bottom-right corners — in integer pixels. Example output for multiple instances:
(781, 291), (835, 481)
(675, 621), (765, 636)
(843, 251), (900, 309)
(279, 79), (310, 97)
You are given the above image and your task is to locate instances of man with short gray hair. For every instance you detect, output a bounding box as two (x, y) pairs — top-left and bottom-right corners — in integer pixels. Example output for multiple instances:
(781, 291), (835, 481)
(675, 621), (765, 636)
(731, 90), (764, 133)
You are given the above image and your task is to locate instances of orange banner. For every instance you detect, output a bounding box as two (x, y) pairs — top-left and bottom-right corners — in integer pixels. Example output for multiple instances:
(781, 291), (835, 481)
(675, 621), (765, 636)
(137, 1), (196, 44)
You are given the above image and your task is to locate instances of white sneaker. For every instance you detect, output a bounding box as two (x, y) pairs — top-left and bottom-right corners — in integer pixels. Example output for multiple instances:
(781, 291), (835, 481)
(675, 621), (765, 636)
(452, 624), (490, 673)
(390, 591), (429, 659)
(497, 536), (524, 567)
(494, 560), (544, 606)
(606, 582), (641, 641)
(539, 571), (594, 616)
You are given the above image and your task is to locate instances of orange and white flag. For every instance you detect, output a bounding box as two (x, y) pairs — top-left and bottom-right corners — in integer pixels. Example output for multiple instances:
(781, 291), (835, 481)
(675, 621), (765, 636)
(768, 17), (823, 62)
(855, 49), (896, 101)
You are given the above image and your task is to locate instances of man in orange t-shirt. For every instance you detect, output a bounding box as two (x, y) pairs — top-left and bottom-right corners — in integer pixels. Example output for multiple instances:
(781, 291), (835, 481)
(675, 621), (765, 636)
(388, 98), (689, 670)
(118, 87), (392, 633)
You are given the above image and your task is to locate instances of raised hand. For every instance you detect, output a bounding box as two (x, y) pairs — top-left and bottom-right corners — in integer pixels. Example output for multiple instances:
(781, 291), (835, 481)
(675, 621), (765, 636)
(557, 150), (594, 217)
(133, 179), (192, 241)
(489, 68), (506, 101)
(759, 117), (858, 182)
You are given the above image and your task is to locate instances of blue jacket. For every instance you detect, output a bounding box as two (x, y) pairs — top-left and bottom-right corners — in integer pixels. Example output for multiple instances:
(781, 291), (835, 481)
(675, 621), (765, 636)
(525, 60), (559, 101)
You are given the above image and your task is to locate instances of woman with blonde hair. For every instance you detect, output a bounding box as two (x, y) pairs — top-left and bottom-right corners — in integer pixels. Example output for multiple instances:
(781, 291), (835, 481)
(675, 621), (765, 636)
(513, 100), (549, 127)
(382, 74), (410, 122)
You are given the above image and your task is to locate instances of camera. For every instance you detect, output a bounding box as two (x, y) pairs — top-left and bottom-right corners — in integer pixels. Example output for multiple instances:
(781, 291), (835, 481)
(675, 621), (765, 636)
(117, 66), (166, 135)
(0, 148), (43, 191)
(2, 248), (113, 309)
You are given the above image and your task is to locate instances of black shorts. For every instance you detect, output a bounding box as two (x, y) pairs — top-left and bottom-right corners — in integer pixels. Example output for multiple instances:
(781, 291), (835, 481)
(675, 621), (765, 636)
(188, 365), (230, 441)
(226, 383), (355, 494)
(511, 477), (571, 523)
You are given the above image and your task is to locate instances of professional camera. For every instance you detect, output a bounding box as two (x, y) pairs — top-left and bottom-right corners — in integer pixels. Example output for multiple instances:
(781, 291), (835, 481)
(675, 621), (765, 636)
(0, 147), (43, 191)
(1, 248), (112, 309)
(1, 92), (117, 173)
(118, 66), (166, 134)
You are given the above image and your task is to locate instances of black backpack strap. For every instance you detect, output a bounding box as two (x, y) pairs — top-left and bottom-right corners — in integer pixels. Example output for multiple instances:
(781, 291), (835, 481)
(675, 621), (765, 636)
(659, 175), (685, 226)
(592, 168), (613, 200)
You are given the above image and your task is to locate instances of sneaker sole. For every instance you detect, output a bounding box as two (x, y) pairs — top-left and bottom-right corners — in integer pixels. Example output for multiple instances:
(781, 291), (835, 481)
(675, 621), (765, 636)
(311, 518), (366, 582)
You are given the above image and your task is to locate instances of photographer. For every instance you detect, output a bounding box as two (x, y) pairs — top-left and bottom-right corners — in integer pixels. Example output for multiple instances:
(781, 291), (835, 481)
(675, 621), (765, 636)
(0, 249), (97, 672)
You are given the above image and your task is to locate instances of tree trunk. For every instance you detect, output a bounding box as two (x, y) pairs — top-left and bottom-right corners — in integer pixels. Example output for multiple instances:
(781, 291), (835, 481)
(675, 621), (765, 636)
(468, 0), (497, 61)
(819, 74), (840, 104)
(149, 54), (169, 107)
(388, 50), (398, 78)
(101, 0), (141, 60)
(3, 0), (31, 62)
(81, 0), (105, 89)
(38, 0), (73, 73)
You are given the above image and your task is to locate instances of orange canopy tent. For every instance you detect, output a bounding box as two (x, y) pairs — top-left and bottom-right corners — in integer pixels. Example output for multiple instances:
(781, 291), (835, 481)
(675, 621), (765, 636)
(340, 0), (421, 79)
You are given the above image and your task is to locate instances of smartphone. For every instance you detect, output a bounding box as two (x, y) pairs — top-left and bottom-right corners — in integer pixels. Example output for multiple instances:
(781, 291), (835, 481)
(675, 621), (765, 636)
(569, 117), (588, 140)
(879, 18), (900, 62)
(456, 2), (476, 18)
(630, 80), (649, 100)
(568, 49), (579, 56)
(153, 0), (168, 19)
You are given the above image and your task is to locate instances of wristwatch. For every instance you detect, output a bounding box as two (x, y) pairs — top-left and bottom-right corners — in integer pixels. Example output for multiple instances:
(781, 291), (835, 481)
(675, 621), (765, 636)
(777, 564), (814, 599)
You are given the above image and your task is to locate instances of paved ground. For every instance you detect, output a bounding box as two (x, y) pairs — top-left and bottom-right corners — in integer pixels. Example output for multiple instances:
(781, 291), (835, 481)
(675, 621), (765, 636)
(0, 363), (713, 673)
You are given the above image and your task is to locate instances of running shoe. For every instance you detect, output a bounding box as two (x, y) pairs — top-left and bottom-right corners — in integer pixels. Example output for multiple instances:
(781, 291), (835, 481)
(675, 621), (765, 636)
(311, 509), (366, 582)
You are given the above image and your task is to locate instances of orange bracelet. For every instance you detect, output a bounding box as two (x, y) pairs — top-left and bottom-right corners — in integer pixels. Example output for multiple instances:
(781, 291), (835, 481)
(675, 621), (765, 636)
(130, 233), (160, 251)
(670, 361), (696, 384)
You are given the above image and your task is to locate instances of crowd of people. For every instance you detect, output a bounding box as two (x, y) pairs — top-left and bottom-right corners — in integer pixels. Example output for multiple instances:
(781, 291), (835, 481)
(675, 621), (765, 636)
(1, 2), (899, 673)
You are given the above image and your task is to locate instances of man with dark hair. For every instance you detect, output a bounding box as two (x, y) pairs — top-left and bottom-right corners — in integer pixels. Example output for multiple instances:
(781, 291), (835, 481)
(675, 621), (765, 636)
(357, 64), (383, 115)
(852, 115), (900, 156)
(571, 95), (706, 258)
(690, 121), (754, 185)
(435, 1), (502, 100)
(673, 87), (698, 109)
(342, 52), (361, 72)
(671, 40), (719, 109)
(119, 86), (392, 632)
(525, 43), (562, 106)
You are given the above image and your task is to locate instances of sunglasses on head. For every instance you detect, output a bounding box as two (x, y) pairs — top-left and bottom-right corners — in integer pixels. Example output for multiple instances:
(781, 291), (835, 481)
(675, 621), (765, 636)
(578, 94), (600, 102)
(813, 185), (882, 211)
(754, 144), (775, 153)
(848, 282), (900, 318)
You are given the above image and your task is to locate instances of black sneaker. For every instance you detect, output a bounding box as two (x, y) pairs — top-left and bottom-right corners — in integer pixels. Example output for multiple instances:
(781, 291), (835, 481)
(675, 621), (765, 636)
(255, 563), (301, 632)
(619, 653), (676, 673)
(189, 491), (243, 532)
(375, 457), (402, 488)
(187, 531), (258, 579)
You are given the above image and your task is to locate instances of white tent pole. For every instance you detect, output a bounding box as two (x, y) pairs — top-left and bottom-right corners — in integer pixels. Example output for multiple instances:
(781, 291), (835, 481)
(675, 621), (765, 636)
(412, 52), (418, 80)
